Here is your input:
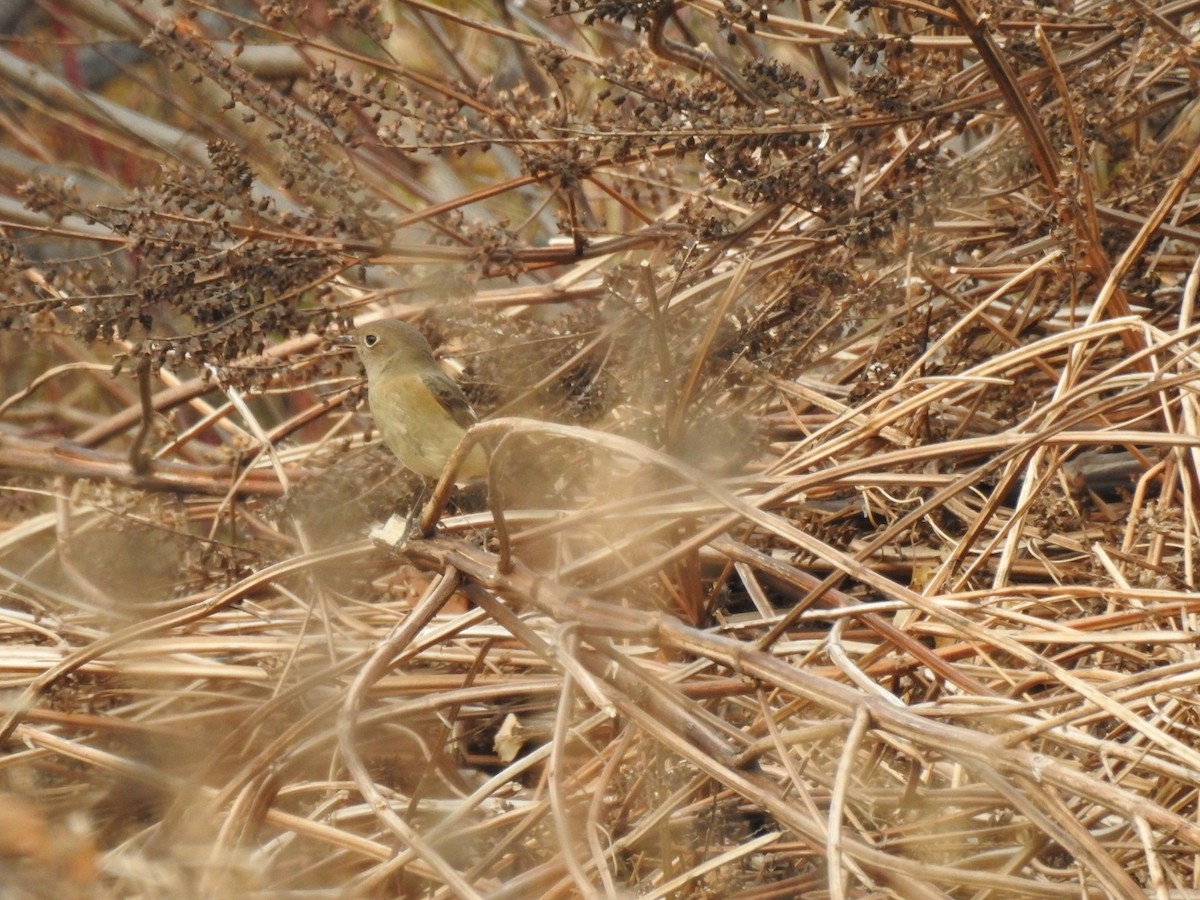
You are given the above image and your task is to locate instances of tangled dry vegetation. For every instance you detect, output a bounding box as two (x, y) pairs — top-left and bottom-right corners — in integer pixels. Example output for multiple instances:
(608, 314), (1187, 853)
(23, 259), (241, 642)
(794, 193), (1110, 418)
(3, 0), (1200, 896)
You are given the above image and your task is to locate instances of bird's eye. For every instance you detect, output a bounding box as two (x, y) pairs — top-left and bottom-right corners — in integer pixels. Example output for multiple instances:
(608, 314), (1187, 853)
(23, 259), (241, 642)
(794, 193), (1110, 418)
(363, 334), (378, 348)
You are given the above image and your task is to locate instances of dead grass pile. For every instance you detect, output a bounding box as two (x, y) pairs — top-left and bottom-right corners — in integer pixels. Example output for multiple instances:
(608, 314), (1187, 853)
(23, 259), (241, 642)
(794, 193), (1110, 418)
(2, 0), (1200, 896)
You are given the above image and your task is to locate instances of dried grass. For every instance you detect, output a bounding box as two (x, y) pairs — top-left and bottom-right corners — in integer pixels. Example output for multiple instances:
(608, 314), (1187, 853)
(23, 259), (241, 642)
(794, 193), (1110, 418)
(3, 0), (1200, 896)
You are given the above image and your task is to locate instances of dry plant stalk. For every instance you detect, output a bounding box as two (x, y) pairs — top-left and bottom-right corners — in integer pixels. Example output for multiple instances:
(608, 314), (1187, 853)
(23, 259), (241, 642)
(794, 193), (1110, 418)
(2, 0), (1200, 896)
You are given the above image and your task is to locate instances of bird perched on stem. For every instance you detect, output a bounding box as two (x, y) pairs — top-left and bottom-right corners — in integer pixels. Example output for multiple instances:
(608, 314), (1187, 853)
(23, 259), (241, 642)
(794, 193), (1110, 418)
(348, 319), (488, 480)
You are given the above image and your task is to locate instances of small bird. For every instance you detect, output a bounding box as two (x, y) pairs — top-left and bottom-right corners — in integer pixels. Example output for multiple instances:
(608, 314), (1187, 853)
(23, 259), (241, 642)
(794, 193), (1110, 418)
(349, 320), (488, 480)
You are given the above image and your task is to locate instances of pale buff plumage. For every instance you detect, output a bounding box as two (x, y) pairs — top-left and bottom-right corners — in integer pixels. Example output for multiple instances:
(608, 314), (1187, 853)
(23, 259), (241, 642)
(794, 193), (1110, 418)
(352, 320), (487, 479)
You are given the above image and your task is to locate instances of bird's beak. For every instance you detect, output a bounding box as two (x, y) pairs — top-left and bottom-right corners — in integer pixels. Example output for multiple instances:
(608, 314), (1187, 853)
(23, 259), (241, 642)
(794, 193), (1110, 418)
(335, 333), (357, 348)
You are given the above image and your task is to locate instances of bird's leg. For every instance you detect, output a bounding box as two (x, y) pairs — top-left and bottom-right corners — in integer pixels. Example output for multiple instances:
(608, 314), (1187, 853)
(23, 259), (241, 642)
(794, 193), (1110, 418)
(401, 481), (431, 542)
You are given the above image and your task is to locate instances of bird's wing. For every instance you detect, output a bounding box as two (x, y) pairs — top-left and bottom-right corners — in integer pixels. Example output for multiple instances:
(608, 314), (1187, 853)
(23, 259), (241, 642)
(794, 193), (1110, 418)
(422, 372), (479, 431)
